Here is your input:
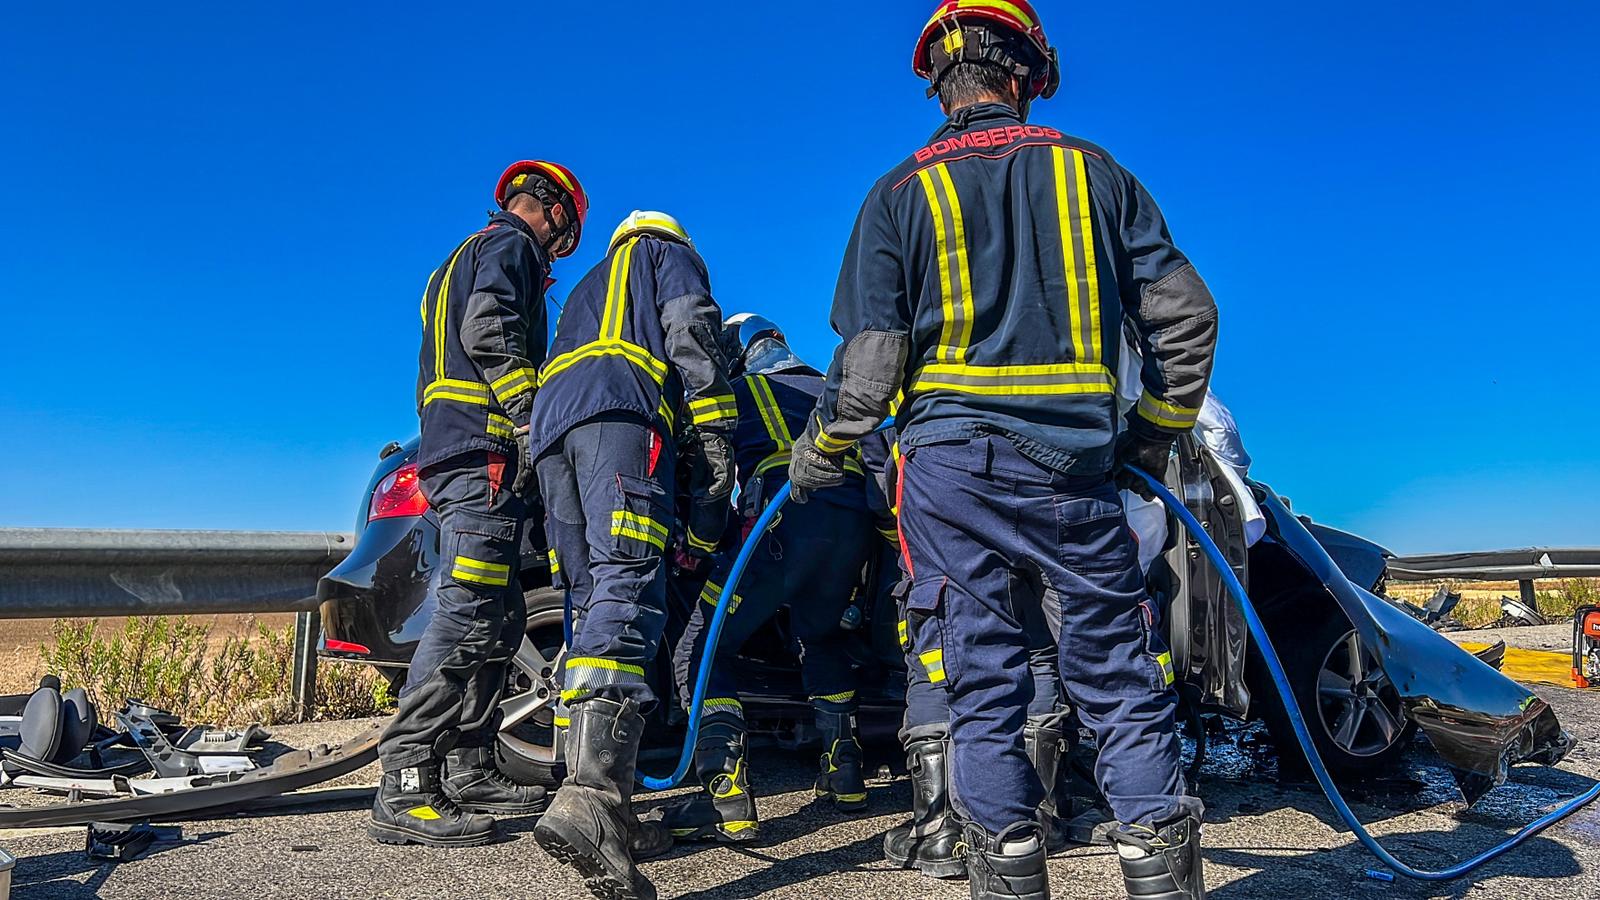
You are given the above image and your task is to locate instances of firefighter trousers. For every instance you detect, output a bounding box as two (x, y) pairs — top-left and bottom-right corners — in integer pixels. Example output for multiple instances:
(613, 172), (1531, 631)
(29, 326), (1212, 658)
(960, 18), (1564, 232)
(379, 450), (528, 771)
(899, 435), (1198, 831)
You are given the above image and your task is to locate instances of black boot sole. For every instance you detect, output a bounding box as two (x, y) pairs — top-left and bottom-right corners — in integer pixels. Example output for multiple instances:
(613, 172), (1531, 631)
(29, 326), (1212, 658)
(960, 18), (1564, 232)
(534, 817), (654, 900)
(367, 820), (496, 848)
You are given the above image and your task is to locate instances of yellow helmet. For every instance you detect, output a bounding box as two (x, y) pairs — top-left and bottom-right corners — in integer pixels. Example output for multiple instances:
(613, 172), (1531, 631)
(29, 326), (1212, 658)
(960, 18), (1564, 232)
(609, 210), (692, 250)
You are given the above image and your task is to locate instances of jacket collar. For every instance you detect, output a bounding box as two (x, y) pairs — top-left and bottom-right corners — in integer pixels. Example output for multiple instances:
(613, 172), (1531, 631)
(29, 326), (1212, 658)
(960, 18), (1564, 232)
(932, 101), (1023, 140)
(487, 209), (550, 273)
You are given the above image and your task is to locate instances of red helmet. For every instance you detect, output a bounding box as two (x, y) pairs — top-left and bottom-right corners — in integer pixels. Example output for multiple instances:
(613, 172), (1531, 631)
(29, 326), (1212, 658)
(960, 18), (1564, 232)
(912, 0), (1060, 102)
(494, 160), (589, 257)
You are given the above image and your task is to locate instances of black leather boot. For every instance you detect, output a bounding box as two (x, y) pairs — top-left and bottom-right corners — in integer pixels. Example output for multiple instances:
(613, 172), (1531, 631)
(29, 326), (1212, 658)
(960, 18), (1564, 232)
(1109, 813), (1205, 899)
(812, 703), (867, 812)
(534, 698), (664, 900)
(368, 763), (496, 848)
(1024, 714), (1068, 855)
(443, 744), (549, 815)
(659, 718), (759, 843)
(883, 734), (965, 878)
(963, 820), (1050, 900)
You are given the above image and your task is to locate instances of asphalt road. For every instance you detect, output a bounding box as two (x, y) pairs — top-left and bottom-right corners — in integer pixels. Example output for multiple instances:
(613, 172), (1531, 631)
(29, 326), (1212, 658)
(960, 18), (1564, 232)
(5, 685), (1598, 900)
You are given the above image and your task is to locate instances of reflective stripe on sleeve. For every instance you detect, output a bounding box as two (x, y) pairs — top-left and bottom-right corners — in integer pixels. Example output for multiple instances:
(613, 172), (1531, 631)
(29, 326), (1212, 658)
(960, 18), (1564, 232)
(699, 580), (744, 615)
(1136, 391), (1200, 430)
(422, 378), (491, 406)
(813, 425), (853, 455)
(486, 413), (516, 438)
(689, 394), (738, 426)
(490, 367), (538, 404)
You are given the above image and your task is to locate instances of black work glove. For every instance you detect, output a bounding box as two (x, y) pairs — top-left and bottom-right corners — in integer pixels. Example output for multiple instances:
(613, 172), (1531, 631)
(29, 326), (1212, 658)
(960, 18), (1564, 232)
(512, 426), (535, 497)
(688, 429), (735, 503)
(1114, 428), (1175, 501)
(787, 431), (848, 504)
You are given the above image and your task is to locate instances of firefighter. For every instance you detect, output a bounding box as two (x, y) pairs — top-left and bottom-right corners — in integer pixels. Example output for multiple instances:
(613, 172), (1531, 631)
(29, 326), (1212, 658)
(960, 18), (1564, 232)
(659, 315), (877, 845)
(370, 160), (586, 848)
(789, 3), (1218, 897)
(530, 211), (737, 900)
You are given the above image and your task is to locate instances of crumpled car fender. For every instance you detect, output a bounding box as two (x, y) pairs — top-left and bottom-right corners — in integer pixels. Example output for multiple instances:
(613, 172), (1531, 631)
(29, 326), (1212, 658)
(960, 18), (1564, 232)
(1257, 489), (1571, 803)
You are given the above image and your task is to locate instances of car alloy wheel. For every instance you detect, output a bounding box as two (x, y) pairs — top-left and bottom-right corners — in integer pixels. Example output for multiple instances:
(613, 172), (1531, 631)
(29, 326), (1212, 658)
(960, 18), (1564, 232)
(1315, 629), (1406, 758)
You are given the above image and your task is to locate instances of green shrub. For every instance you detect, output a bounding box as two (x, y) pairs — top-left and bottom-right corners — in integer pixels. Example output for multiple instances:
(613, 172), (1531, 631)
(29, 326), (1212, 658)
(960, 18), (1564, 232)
(38, 616), (395, 725)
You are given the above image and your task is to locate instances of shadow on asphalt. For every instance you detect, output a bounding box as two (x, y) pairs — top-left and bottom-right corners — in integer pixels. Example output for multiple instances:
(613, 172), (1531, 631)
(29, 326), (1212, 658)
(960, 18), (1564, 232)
(1207, 830), (1581, 898)
(12, 830), (228, 898)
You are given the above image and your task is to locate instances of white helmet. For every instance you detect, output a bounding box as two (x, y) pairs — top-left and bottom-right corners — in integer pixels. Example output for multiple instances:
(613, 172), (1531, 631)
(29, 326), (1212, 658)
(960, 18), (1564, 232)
(609, 210), (692, 250)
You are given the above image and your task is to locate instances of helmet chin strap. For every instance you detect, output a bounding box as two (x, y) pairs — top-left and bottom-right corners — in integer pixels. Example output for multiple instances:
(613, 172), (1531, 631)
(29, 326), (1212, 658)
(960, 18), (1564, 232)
(539, 202), (576, 257)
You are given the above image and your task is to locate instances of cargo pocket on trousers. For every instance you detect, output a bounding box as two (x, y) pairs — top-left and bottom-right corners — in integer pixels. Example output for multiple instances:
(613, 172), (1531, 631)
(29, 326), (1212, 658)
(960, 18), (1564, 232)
(611, 474), (671, 562)
(446, 508), (519, 600)
(1137, 599), (1177, 693)
(1055, 493), (1140, 577)
(906, 577), (954, 691)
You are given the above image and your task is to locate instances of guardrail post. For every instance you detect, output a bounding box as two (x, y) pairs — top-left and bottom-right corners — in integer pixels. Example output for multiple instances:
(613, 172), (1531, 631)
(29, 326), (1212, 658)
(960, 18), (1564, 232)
(291, 610), (320, 722)
(1519, 579), (1540, 615)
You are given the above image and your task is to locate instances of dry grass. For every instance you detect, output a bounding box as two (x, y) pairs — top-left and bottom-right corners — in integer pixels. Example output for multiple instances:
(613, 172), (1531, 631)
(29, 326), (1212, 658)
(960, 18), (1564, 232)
(32, 616), (394, 725)
(1387, 577), (1598, 628)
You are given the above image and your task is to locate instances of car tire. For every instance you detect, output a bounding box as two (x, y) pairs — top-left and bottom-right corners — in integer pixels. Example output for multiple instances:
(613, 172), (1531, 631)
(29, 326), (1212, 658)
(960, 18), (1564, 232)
(494, 586), (567, 787)
(1254, 600), (1414, 778)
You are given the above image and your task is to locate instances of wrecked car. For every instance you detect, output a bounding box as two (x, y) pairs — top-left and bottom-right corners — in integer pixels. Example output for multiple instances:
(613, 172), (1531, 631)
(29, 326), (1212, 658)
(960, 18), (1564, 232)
(315, 434), (1572, 801)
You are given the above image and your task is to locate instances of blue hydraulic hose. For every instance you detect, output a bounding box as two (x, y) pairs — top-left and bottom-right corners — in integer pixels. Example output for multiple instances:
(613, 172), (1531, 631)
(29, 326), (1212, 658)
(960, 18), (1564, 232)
(1127, 466), (1600, 881)
(639, 418), (897, 791)
(639, 478), (796, 791)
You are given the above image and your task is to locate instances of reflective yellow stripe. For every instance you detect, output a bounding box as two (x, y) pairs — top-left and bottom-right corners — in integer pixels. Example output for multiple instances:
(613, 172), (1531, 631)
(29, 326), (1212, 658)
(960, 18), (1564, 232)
(562, 656), (648, 701)
(814, 426), (853, 455)
(1137, 391), (1200, 430)
(689, 394), (738, 425)
(422, 378), (492, 407)
(565, 657), (646, 676)
(686, 529), (719, 553)
(897, 619), (909, 649)
(541, 340), (668, 385)
(601, 238), (636, 342)
(611, 510), (668, 551)
(811, 690), (855, 703)
(879, 524), (900, 542)
(430, 235), (484, 384)
(700, 580), (743, 614)
(917, 164), (973, 363)
(1052, 147), (1102, 366)
(748, 376), (793, 449)
(547, 549), (560, 574)
(920, 648), (946, 684)
(703, 697), (744, 714)
(490, 367), (538, 403)
(909, 361), (1115, 397)
(452, 554), (511, 587)
(1156, 651), (1176, 686)
(487, 413), (516, 437)
(955, 0), (1035, 28)
(1072, 149), (1102, 364)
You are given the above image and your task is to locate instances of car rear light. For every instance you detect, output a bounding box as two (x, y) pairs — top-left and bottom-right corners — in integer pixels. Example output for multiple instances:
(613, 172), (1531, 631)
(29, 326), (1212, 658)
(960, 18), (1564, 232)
(323, 638), (371, 655)
(369, 463), (428, 521)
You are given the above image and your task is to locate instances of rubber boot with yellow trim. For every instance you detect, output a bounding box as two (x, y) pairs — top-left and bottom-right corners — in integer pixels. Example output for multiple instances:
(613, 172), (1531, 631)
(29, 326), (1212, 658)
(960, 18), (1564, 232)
(368, 763), (496, 848)
(884, 733), (966, 877)
(658, 716), (759, 843)
(534, 697), (663, 900)
(812, 701), (868, 812)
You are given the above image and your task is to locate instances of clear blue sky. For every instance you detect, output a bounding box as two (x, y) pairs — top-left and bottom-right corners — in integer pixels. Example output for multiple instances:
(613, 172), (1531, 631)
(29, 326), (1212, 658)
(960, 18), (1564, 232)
(2, 3), (1596, 553)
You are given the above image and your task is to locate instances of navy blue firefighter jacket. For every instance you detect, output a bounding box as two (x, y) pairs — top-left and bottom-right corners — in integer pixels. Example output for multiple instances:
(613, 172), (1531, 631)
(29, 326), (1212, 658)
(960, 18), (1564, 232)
(803, 102), (1220, 476)
(416, 211), (549, 470)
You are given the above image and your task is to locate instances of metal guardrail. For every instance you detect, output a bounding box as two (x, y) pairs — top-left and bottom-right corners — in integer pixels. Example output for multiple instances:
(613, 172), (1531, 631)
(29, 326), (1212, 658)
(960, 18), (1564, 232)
(1387, 547), (1600, 582)
(0, 528), (353, 720)
(1387, 546), (1600, 618)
